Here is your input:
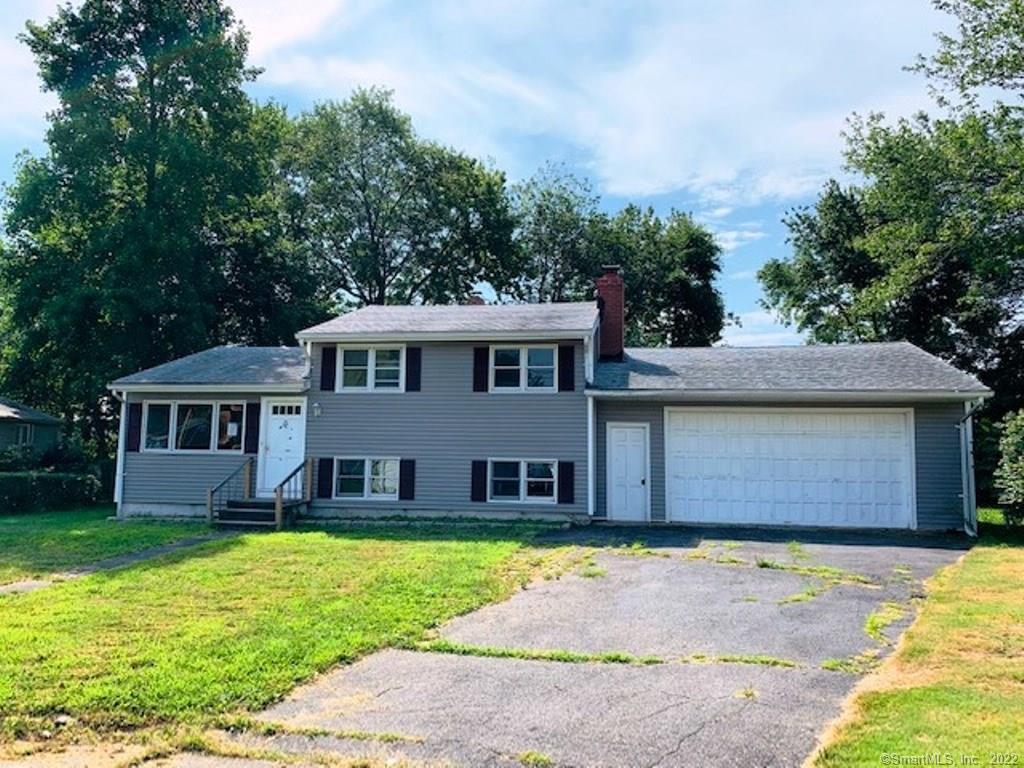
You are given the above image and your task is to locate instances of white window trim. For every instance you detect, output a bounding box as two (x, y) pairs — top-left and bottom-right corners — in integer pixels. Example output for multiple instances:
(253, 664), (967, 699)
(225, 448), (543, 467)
(335, 344), (407, 393)
(332, 456), (401, 501)
(15, 424), (34, 447)
(486, 458), (558, 504)
(140, 400), (246, 454)
(488, 345), (558, 393)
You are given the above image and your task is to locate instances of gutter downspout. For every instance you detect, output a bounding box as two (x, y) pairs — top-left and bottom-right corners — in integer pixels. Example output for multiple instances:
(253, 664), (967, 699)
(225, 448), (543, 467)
(960, 398), (984, 537)
(586, 394), (595, 518)
(112, 390), (127, 518)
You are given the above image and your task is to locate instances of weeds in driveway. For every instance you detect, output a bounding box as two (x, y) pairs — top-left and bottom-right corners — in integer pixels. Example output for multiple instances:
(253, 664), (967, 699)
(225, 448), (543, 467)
(687, 652), (799, 668)
(755, 558), (875, 586)
(213, 714), (420, 744)
(578, 563), (607, 578)
(413, 638), (663, 666)
(786, 541), (810, 561)
(735, 686), (758, 699)
(518, 750), (554, 767)
(777, 582), (829, 604)
(863, 601), (906, 644)
(820, 649), (882, 675)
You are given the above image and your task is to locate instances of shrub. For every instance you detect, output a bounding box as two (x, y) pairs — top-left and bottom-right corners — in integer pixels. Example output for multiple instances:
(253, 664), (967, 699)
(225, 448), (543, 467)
(995, 409), (1024, 526)
(0, 446), (40, 472)
(0, 471), (101, 513)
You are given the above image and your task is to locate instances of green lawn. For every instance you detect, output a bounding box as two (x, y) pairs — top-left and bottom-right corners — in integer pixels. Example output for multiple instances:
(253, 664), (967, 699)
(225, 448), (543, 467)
(815, 508), (1024, 765)
(0, 522), (547, 733)
(0, 507), (210, 585)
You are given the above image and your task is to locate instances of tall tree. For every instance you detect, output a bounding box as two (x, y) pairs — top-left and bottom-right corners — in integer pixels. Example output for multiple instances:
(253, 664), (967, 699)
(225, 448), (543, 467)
(0, 0), (325, 454)
(593, 206), (726, 347)
(282, 89), (518, 306)
(507, 164), (600, 302)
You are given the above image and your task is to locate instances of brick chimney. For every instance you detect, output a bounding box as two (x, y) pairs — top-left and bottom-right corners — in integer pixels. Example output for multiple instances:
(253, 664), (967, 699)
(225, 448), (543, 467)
(595, 265), (624, 360)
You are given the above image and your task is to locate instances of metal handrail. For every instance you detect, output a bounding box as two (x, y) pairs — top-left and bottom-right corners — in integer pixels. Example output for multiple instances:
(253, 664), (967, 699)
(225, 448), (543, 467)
(271, 458), (313, 529)
(206, 457), (255, 522)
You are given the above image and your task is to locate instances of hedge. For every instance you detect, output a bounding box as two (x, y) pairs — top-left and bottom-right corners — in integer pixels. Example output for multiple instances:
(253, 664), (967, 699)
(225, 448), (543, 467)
(996, 409), (1024, 526)
(0, 471), (101, 513)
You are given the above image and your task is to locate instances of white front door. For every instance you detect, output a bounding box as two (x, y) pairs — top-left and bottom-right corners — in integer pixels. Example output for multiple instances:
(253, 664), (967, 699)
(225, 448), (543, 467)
(258, 399), (307, 495)
(607, 423), (649, 521)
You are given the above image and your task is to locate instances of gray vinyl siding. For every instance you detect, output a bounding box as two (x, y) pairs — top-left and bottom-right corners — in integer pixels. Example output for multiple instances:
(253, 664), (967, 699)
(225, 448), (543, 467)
(595, 399), (968, 531)
(121, 392), (257, 505)
(307, 341), (588, 517)
(914, 402), (966, 530)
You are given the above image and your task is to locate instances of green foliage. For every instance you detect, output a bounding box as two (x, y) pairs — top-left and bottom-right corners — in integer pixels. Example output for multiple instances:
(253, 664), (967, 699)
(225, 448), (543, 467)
(0, 471), (100, 513)
(282, 89), (518, 305)
(995, 409), (1024, 523)
(0, 0), (328, 456)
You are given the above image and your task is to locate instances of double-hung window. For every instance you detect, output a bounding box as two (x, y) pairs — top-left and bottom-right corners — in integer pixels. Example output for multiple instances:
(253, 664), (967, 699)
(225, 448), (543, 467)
(490, 346), (556, 392)
(338, 346), (405, 391)
(334, 457), (399, 500)
(142, 401), (244, 452)
(15, 424), (34, 447)
(487, 459), (557, 503)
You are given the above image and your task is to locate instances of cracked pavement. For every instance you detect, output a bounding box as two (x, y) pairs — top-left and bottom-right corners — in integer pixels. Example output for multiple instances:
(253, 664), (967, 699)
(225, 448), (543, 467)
(165, 527), (966, 768)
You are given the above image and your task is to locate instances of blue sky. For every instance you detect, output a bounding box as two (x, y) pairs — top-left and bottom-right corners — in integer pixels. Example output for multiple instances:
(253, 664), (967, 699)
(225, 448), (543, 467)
(0, 0), (951, 345)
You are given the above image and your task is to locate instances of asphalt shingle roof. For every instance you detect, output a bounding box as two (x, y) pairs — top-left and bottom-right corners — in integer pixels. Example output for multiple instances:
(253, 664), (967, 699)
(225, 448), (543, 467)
(591, 342), (990, 394)
(297, 302), (599, 338)
(0, 397), (62, 424)
(110, 346), (307, 388)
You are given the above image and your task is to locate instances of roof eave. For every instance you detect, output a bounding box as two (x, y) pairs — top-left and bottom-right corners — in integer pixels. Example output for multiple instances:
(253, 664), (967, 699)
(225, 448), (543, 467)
(585, 388), (994, 403)
(294, 329), (596, 344)
(107, 382), (309, 394)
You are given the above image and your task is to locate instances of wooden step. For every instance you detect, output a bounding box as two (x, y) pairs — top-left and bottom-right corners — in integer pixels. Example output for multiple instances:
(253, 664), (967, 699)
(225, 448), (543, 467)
(216, 507), (276, 523)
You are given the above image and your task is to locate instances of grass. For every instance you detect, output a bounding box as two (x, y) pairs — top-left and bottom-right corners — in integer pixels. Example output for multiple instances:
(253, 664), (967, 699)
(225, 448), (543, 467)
(863, 601), (905, 644)
(0, 523), (550, 734)
(518, 750), (554, 767)
(0, 507), (210, 585)
(754, 557), (874, 585)
(813, 519), (1024, 766)
(414, 638), (663, 665)
(687, 652), (799, 668)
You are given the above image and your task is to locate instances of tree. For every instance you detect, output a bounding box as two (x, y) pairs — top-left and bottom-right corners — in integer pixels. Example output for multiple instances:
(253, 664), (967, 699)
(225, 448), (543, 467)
(912, 0), (1024, 102)
(282, 90), (519, 306)
(0, 0), (326, 455)
(592, 206), (726, 346)
(507, 164), (600, 302)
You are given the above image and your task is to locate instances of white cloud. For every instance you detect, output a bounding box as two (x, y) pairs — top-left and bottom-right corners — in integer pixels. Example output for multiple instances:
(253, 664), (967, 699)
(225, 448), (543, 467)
(720, 310), (804, 347)
(0, 1), (61, 138)
(231, 0), (356, 61)
(257, 0), (944, 206)
(715, 228), (767, 253)
(727, 270), (758, 281)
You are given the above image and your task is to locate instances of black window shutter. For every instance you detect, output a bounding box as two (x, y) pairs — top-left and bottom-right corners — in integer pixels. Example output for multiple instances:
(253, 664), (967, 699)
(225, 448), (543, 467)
(244, 402), (260, 454)
(558, 461), (575, 504)
(320, 346), (337, 391)
(317, 458), (334, 498)
(472, 347), (489, 392)
(558, 345), (575, 392)
(471, 460), (488, 502)
(406, 347), (422, 392)
(399, 459), (416, 500)
(126, 403), (143, 452)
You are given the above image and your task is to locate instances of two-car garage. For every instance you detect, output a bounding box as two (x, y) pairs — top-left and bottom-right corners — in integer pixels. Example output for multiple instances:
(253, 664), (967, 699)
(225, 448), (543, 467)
(662, 408), (915, 529)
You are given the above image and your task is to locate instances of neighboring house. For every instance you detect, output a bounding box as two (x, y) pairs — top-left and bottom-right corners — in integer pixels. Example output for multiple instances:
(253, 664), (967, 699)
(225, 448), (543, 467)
(0, 398), (62, 452)
(108, 267), (992, 534)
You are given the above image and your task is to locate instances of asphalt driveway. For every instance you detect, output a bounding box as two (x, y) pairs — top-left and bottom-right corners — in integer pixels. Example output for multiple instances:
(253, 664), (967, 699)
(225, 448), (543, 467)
(210, 527), (967, 768)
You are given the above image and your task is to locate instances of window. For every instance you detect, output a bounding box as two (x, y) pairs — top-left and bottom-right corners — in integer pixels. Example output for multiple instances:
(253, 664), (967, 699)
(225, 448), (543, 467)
(271, 404), (301, 416)
(15, 424), (34, 447)
(334, 457), (400, 499)
(488, 459), (557, 503)
(490, 346), (556, 391)
(217, 404), (244, 451)
(144, 403), (171, 450)
(142, 401), (245, 452)
(338, 346), (405, 391)
(175, 403), (213, 450)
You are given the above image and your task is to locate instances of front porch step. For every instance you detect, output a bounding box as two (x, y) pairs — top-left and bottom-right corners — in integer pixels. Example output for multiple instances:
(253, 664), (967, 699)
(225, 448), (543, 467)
(216, 507), (276, 524)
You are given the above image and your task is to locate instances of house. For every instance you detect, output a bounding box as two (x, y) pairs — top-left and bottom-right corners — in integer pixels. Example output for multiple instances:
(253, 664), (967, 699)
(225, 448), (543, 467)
(0, 398), (61, 452)
(108, 267), (992, 533)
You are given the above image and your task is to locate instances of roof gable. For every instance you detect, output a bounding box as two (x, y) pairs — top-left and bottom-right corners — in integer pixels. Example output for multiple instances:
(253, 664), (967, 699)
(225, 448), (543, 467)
(0, 398), (62, 424)
(109, 346), (307, 390)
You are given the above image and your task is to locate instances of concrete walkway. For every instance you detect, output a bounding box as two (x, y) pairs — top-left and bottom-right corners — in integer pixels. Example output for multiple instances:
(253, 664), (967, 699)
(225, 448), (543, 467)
(0, 533), (232, 596)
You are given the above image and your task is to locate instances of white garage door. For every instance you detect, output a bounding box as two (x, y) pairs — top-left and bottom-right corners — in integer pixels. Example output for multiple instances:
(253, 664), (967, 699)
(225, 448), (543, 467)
(665, 409), (915, 529)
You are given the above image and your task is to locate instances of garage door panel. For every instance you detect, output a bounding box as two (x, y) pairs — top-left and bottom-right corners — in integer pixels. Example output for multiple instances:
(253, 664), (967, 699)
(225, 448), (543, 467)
(666, 409), (913, 529)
